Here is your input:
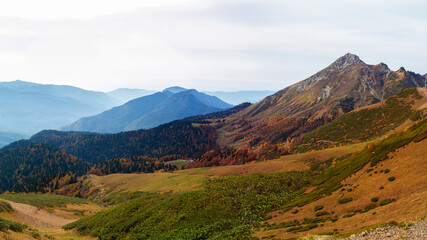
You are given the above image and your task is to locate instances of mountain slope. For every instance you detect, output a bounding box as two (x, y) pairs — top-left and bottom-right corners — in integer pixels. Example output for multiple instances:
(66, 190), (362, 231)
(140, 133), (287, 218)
(62, 92), (173, 133)
(63, 89), (233, 133)
(0, 144), (88, 192)
(0, 132), (27, 148)
(4, 104), (250, 164)
(219, 54), (426, 148)
(0, 80), (118, 136)
(238, 53), (425, 120)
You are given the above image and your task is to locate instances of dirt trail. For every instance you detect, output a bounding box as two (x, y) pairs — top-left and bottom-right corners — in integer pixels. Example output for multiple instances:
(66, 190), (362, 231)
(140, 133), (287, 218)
(4, 200), (74, 229)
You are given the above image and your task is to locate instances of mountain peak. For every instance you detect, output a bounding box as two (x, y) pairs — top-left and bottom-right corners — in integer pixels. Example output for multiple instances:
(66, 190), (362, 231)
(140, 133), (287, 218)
(163, 86), (188, 93)
(327, 53), (364, 71)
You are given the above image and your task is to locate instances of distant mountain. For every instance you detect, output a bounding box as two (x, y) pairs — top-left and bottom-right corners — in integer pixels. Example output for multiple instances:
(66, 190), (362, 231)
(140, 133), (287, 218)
(203, 90), (275, 105)
(0, 81), (118, 137)
(0, 132), (27, 148)
(0, 80), (117, 110)
(62, 89), (233, 133)
(163, 86), (188, 93)
(106, 88), (157, 104)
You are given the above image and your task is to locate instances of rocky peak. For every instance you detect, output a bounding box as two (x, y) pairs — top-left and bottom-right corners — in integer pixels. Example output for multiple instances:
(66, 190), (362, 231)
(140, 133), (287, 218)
(377, 62), (390, 70)
(326, 53), (365, 71)
(398, 67), (406, 72)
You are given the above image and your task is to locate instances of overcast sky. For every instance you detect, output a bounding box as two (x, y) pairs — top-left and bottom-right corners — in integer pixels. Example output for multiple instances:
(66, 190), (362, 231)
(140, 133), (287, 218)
(0, 0), (425, 92)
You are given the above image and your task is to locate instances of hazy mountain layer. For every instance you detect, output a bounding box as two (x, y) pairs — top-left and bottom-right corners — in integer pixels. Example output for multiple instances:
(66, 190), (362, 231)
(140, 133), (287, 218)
(63, 89), (233, 133)
(0, 81), (118, 136)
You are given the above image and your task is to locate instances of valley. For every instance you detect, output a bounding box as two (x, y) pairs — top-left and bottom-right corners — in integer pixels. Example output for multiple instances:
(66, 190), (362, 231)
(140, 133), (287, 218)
(0, 54), (426, 240)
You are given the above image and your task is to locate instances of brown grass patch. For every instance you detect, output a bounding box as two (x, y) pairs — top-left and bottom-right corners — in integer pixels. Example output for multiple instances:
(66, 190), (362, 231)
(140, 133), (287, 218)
(255, 139), (427, 239)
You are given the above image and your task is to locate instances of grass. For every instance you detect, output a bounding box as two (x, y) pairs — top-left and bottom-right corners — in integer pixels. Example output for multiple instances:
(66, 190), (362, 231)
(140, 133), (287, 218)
(299, 88), (423, 152)
(0, 194), (89, 208)
(0, 201), (12, 213)
(0, 217), (27, 232)
(282, 118), (427, 209)
(65, 171), (311, 239)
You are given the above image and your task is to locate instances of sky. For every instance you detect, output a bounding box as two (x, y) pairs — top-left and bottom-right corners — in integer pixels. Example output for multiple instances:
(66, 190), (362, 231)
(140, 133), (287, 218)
(0, 0), (426, 92)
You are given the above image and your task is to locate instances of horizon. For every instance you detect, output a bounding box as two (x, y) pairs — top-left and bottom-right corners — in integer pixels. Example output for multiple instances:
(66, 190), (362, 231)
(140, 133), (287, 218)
(0, 0), (425, 91)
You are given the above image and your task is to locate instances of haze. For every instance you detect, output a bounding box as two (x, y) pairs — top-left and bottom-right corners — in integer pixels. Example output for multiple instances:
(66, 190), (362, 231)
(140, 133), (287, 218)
(0, 0), (425, 91)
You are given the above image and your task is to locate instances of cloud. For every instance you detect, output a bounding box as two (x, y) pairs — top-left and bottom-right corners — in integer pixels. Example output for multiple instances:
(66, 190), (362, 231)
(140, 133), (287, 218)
(0, 0), (425, 91)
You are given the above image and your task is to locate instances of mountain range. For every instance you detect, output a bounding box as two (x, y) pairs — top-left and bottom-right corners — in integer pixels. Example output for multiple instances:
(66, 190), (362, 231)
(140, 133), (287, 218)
(62, 88), (233, 133)
(0, 53), (426, 239)
(0, 80), (118, 136)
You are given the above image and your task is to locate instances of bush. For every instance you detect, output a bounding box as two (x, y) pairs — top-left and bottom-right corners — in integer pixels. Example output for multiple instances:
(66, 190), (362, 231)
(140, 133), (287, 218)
(371, 197), (379, 202)
(314, 205), (324, 211)
(338, 198), (353, 204)
(384, 169), (390, 173)
(0, 201), (12, 213)
(363, 204), (377, 212)
(0, 217), (27, 232)
(315, 211), (329, 217)
(380, 198), (395, 206)
(388, 176), (396, 182)
(291, 209), (299, 214)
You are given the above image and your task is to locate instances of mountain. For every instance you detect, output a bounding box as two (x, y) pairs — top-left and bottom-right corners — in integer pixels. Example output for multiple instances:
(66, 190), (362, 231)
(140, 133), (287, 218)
(218, 53), (427, 148)
(237, 53), (426, 120)
(0, 80), (118, 137)
(4, 104), (249, 164)
(0, 80), (117, 110)
(0, 144), (88, 192)
(163, 86), (188, 93)
(106, 88), (157, 104)
(63, 89), (233, 133)
(203, 90), (275, 105)
(0, 132), (27, 148)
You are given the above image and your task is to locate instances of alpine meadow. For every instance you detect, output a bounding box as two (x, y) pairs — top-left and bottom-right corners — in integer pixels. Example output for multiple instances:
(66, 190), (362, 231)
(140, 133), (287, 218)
(0, 1), (426, 240)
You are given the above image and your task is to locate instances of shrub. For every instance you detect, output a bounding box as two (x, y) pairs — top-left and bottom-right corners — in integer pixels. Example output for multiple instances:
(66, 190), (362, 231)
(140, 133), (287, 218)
(371, 197), (379, 202)
(315, 211), (329, 217)
(363, 204), (377, 212)
(343, 213), (355, 218)
(291, 209), (299, 214)
(388, 176), (396, 182)
(0, 201), (12, 213)
(338, 198), (353, 204)
(314, 205), (324, 211)
(380, 198), (395, 206)
(384, 169), (390, 173)
(0, 217), (27, 232)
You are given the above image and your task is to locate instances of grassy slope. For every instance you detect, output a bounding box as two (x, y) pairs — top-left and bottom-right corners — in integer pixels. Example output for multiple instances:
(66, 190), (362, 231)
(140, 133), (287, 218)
(0, 194), (89, 208)
(255, 118), (427, 239)
(298, 88), (425, 152)
(82, 143), (364, 203)
(65, 172), (312, 240)
(0, 195), (100, 240)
